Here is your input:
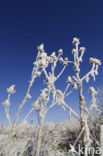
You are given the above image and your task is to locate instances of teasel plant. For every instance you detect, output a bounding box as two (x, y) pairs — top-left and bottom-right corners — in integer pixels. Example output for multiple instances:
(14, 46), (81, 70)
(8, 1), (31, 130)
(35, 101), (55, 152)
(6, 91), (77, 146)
(2, 85), (16, 128)
(1, 38), (101, 156)
(3, 43), (79, 155)
(30, 44), (80, 156)
(70, 37), (101, 154)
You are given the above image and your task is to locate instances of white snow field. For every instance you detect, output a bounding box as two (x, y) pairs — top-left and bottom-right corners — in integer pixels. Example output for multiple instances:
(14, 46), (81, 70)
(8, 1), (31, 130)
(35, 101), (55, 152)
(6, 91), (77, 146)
(0, 119), (80, 156)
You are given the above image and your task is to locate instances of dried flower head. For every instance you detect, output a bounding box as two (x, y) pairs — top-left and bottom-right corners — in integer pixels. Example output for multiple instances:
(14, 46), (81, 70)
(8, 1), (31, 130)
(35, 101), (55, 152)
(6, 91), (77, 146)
(50, 52), (56, 58)
(89, 58), (101, 66)
(67, 76), (72, 84)
(58, 49), (63, 55)
(72, 82), (78, 89)
(38, 52), (49, 68)
(95, 59), (101, 66)
(72, 49), (76, 54)
(72, 37), (80, 45)
(50, 52), (57, 63)
(65, 57), (68, 62)
(79, 47), (86, 53)
(38, 44), (44, 51)
(7, 85), (16, 94)
(88, 87), (97, 94)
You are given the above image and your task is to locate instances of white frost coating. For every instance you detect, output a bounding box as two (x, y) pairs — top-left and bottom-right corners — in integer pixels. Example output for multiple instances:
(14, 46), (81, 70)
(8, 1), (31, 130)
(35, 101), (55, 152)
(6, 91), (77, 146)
(37, 43), (44, 51)
(2, 85), (16, 127)
(69, 37), (101, 154)
(79, 47), (86, 62)
(56, 90), (66, 111)
(33, 41), (81, 155)
(32, 101), (40, 111)
(67, 76), (72, 84)
(1, 38), (101, 155)
(89, 58), (101, 66)
(58, 49), (63, 55)
(72, 37), (80, 45)
(83, 116), (92, 148)
(7, 85), (16, 94)
(89, 87), (98, 111)
(72, 82), (78, 89)
(12, 44), (47, 128)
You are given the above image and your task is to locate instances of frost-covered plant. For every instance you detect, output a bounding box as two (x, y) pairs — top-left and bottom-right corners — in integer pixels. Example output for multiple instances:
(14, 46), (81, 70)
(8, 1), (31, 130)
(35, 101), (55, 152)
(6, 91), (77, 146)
(1, 42), (80, 156)
(69, 37), (101, 153)
(1, 38), (101, 156)
(2, 85), (16, 127)
(32, 44), (80, 156)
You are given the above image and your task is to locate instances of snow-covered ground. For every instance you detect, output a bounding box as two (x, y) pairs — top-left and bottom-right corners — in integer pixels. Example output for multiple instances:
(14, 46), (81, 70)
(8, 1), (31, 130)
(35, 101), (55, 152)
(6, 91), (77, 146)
(0, 119), (80, 156)
(0, 117), (102, 156)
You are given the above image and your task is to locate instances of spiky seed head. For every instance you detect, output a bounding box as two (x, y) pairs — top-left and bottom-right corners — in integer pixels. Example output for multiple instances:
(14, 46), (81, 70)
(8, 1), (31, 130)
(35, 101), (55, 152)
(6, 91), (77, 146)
(7, 85), (16, 94)
(38, 44), (44, 51)
(58, 49), (63, 55)
(59, 57), (63, 62)
(79, 47), (86, 53)
(72, 38), (80, 45)
(67, 76), (72, 84)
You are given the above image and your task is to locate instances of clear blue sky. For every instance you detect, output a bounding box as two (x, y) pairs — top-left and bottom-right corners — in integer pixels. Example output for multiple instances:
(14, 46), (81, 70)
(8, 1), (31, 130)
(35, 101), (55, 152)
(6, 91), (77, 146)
(0, 0), (103, 125)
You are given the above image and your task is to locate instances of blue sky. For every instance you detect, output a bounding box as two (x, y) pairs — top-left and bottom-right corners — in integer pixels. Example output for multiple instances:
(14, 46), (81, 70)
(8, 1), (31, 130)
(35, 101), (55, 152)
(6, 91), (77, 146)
(0, 0), (103, 125)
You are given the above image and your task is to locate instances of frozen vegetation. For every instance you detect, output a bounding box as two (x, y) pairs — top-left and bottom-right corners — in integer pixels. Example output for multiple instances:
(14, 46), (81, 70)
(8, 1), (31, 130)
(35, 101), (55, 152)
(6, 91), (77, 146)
(0, 119), (80, 156)
(0, 116), (102, 156)
(0, 38), (103, 156)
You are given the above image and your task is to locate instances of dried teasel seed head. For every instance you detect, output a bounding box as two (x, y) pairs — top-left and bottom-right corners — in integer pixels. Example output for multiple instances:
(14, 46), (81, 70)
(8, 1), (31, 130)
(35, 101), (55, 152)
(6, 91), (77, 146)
(79, 47), (86, 53)
(67, 76), (72, 84)
(59, 57), (63, 62)
(72, 49), (76, 54)
(7, 85), (16, 94)
(90, 58), (101, 66)
(88, 87), (97, 94)
(72, 38), (80, 45)
(38, 44), (44, 51)
(58, 49), (63, 55)
(72, 82), (78, 89)
(65, 57), (68, 62)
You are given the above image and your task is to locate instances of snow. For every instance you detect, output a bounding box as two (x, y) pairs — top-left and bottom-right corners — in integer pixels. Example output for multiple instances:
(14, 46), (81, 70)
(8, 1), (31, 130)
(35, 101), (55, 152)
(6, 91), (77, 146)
(0, 120), (80, 156)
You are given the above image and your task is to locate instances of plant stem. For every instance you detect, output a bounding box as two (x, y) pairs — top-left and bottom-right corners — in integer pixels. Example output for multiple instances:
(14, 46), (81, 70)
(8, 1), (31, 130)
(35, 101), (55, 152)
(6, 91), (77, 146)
(34, 114), (45, 156)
